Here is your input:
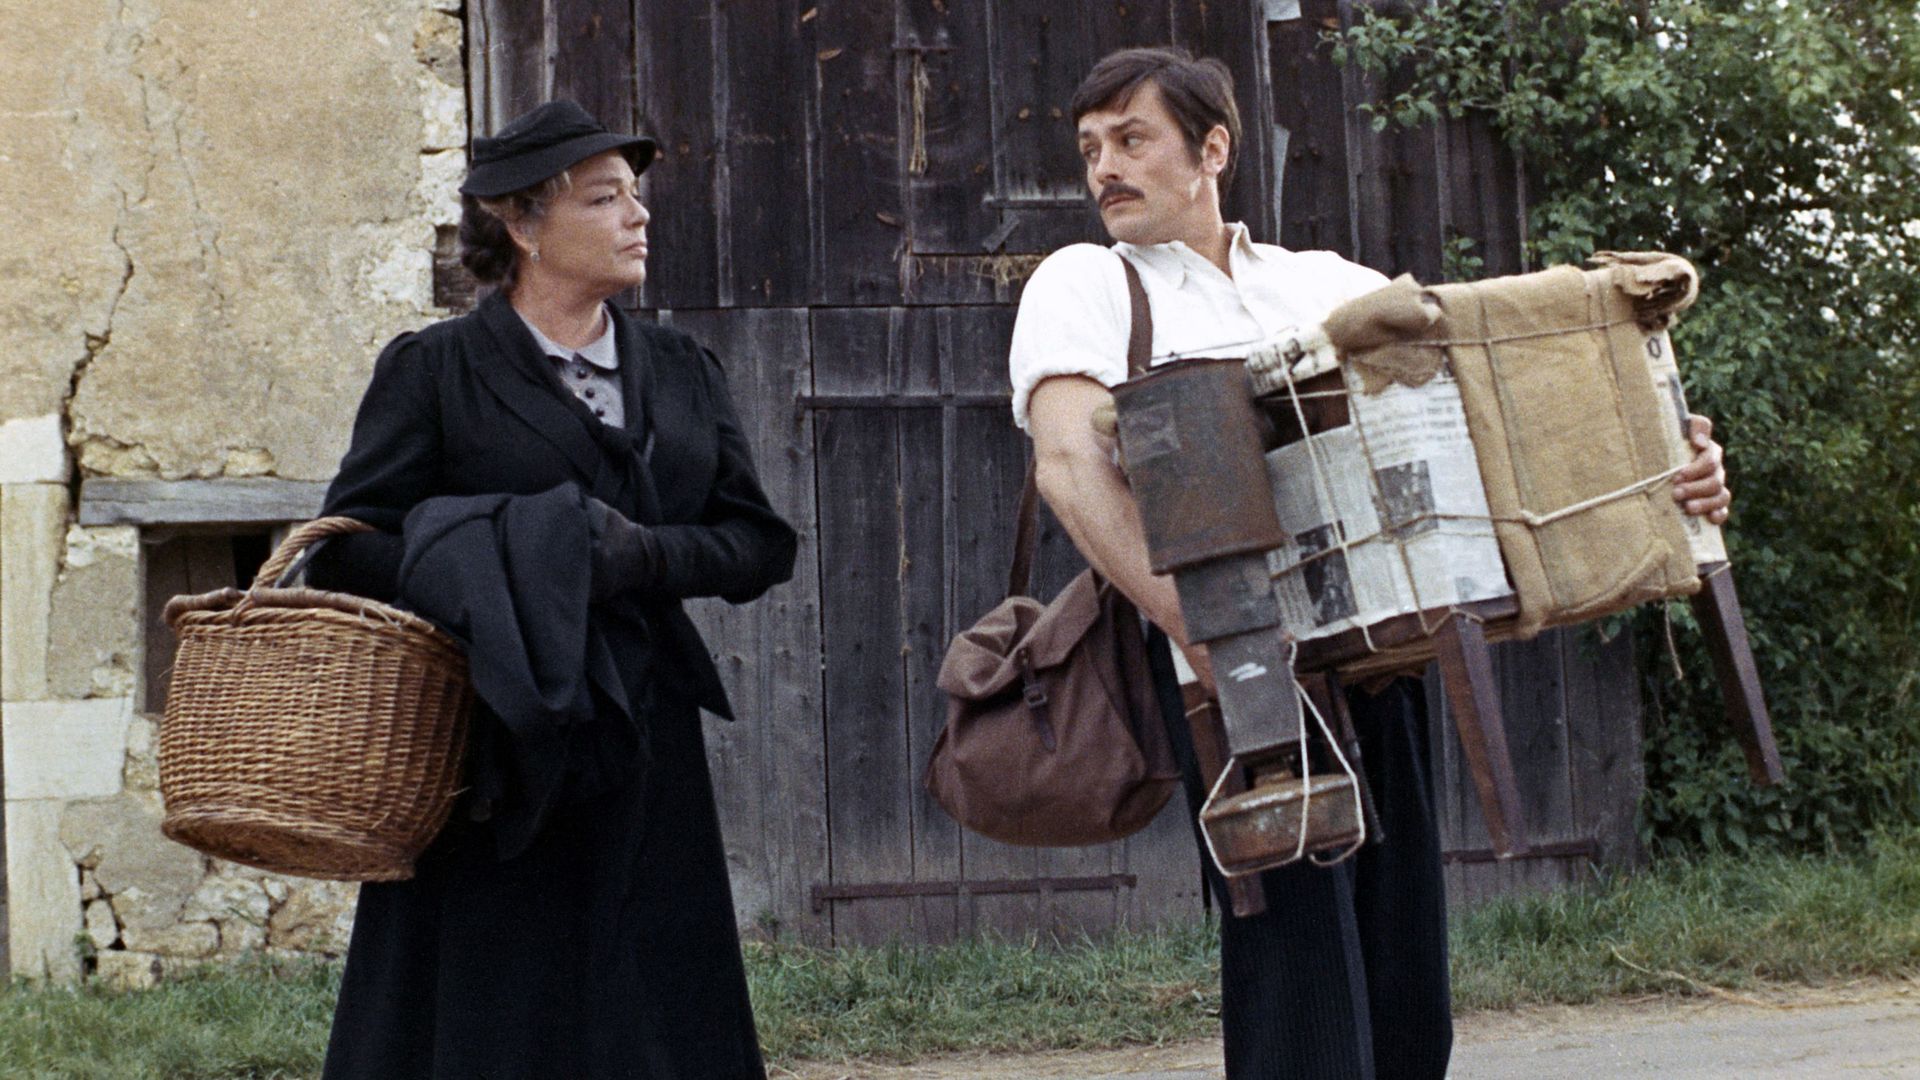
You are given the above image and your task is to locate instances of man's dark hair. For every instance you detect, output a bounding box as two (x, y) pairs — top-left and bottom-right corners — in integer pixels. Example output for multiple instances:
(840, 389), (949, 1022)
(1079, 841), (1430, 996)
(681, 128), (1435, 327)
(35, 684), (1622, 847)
(1070, 46), (1242, 195)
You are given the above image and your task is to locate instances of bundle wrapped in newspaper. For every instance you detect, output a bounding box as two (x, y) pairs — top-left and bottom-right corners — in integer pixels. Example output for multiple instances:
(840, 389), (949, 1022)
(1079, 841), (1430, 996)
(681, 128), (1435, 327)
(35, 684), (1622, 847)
(1256, 252), (1720, 674)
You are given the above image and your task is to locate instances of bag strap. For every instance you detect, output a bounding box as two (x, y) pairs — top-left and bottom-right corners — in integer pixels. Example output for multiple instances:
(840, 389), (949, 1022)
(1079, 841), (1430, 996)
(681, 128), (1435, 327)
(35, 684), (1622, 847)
(1008, 255), (1153, 597)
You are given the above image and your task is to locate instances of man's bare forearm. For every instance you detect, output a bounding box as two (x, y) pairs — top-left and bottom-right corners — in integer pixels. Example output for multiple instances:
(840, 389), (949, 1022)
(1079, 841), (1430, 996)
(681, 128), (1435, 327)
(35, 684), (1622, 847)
(1035, 446), (1187, 641)
(1026, 375), (1202, 664)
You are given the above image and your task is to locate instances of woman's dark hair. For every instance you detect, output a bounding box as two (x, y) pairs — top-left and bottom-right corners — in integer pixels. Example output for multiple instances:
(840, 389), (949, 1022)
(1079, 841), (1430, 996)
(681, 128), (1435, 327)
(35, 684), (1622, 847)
(1069, 46), (1242, 195)
(456, 171), (573, 292)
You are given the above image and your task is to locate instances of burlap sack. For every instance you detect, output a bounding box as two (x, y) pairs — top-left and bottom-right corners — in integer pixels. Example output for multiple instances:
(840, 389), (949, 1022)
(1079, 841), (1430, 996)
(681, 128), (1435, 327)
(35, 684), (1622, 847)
(1322, 273), (1444, 392)
(1330, 254), (1703, 637)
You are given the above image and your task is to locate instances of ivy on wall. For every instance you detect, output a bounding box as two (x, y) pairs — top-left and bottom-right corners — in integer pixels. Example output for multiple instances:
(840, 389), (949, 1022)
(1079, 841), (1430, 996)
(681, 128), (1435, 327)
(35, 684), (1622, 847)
(1335, 0), (1920, 853)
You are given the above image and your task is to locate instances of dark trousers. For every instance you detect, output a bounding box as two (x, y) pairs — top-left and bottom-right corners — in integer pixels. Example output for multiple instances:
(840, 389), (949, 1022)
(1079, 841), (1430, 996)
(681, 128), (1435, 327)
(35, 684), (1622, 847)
(1148, 634), (1453, 1080)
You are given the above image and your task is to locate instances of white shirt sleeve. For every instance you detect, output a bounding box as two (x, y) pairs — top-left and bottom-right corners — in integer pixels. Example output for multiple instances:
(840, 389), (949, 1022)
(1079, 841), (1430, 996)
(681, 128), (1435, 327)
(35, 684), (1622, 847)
(1007, 244), (1132, 434)
(1300, 249), (1394, 303)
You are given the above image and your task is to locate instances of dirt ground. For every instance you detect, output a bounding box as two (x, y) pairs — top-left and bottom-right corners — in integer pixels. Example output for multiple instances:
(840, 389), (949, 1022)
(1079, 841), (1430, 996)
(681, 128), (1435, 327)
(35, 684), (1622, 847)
(776, 979), (1920, 1079)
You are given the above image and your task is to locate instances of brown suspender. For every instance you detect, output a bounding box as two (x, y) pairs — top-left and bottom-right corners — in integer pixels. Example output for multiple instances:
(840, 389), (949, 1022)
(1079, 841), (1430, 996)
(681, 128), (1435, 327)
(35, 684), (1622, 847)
(1007, 256), (1152, 596)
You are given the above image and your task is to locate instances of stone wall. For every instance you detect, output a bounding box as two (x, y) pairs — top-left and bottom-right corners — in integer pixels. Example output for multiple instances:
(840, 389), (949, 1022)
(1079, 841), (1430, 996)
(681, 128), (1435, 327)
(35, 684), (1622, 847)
(1, 0), (464, 982)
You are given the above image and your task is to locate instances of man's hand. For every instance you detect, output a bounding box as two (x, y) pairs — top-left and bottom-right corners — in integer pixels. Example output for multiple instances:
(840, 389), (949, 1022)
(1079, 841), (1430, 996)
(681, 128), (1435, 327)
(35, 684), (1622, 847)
(1675, 414), (1732, 524)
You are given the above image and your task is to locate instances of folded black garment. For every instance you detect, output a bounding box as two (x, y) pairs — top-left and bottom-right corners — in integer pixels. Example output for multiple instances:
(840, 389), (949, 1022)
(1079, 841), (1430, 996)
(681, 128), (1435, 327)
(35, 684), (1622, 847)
(397, 484), (650, 861)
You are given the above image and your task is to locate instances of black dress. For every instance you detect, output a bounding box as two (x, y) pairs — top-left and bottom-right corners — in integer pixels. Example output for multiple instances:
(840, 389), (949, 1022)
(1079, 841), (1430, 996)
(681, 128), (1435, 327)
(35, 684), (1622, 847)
(311, 291), (797, 1079)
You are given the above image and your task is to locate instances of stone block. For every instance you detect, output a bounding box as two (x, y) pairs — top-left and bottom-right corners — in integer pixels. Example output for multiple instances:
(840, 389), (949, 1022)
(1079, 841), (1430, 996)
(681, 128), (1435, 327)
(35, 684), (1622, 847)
(221, 446), (275, 476)
(3, 697), (133, 800)
(268, 879), (359, 956)
(421, 72), (466, 151)
(3, 698), (133, 800)
(183, 870), (271, 929)
(84, 899), (119, 952)
(118, 919), (218, 959)
(5, 799), (82, 981)
(359, 220), (436, 309)
(94, 950), (167, 991)
(48, 526), (139, 699)
(0, 415), (68, 484)
(217, 916), (268, 958)
(60, 791), (206, 928)
(58, 524), (138, 569)
(124, 714), (160, 792)
(413, 9), (463, 87)
(420, 149), (466, 228)
(2, 483), (68, 701)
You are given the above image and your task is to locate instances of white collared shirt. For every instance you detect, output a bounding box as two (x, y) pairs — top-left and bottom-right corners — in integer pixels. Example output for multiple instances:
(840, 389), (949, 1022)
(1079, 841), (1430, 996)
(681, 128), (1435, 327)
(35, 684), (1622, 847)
(519, 305), (626, 427)
(1007, 223), (1389, 432)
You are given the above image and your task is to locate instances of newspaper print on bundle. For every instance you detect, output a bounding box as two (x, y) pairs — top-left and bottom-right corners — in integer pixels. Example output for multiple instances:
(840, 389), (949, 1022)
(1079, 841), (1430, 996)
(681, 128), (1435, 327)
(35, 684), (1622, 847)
(1642, 328), (1728, 565)
(1264, 366), (1512, 642)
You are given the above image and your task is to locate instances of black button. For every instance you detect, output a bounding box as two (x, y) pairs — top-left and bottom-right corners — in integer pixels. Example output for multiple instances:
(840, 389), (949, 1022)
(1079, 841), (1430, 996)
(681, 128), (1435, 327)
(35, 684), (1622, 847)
(574, 369), (588, 380)
(582, 388), (596, 399)
(595, 408), (607, 417)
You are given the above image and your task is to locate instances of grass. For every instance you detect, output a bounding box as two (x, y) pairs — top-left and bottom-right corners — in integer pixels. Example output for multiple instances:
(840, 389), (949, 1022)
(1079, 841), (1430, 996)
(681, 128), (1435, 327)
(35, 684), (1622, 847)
(1449, 828), (1920, 1009)
(746, 919), (1221, 1063)
(0, 957), (335, 1079)
(3, 829), (1918, 1078)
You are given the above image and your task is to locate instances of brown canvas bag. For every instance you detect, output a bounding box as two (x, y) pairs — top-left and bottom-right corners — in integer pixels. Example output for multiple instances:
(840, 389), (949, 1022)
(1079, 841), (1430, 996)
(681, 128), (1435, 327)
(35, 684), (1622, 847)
(924, 257), (1179, 847)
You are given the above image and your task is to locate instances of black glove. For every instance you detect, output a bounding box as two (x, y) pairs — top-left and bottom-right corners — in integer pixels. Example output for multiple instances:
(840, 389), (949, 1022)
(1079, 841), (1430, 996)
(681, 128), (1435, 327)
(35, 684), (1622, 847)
(585, 497), (663, 603)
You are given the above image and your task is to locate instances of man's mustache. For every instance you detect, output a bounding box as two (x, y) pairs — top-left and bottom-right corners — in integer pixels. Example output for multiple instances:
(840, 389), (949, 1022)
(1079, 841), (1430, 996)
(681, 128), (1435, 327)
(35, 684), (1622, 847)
(1098, 183), (1144, 208)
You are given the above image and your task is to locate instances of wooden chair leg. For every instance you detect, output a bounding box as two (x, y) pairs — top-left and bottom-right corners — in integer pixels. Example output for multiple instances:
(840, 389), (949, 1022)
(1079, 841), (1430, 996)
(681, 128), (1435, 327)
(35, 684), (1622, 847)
(1689, 564), (1785, 785)
(1182, 688), (1269, 918)
(1434, 615), (1529, 858)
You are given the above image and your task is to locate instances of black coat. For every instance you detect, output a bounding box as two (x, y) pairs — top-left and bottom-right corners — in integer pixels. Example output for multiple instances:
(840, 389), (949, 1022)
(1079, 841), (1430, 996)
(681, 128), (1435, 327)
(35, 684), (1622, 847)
(312, 290), (796, 1080)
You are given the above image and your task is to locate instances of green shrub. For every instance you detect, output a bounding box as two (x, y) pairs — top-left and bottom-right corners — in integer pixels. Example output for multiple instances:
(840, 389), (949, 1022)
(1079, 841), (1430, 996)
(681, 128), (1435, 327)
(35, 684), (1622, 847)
(1335, 0), (1920, 852)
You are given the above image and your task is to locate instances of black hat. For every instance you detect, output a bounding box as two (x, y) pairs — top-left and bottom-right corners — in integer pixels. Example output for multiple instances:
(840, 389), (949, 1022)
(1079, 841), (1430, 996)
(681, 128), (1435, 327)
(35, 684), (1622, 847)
(460, 100), (657, 198)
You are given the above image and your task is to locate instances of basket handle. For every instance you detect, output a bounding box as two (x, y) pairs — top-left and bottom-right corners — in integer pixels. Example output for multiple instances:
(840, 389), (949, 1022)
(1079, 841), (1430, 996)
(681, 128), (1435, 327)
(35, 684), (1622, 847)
(251, 517), (376, 589)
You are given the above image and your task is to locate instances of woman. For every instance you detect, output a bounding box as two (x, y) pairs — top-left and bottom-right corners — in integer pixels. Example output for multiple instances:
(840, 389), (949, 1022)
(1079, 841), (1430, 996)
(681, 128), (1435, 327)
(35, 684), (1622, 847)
(310, 100), (796, 1079)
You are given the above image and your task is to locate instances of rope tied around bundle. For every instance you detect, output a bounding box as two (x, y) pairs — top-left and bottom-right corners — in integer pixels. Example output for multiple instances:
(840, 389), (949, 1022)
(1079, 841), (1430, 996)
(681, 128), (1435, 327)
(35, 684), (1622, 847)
(1259, 251), (1708, 652)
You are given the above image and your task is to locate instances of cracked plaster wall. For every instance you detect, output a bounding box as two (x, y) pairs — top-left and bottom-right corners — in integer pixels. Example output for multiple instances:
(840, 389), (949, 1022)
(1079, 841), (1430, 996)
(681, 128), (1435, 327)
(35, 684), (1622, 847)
(3, 0), (464, 982)
(0, 0), (465, 481)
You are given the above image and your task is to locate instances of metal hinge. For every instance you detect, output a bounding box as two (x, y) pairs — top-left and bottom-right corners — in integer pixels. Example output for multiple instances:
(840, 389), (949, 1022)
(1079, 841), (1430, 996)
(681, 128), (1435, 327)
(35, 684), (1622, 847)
(811, 873), (1138, 913)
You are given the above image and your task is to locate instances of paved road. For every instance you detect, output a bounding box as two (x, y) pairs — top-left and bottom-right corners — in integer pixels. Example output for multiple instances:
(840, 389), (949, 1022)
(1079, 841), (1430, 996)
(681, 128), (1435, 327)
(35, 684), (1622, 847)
(783, 982), (1920, 1079)
(1072, 988), (1920, 1080)
(1446, 990), (1920, 1079)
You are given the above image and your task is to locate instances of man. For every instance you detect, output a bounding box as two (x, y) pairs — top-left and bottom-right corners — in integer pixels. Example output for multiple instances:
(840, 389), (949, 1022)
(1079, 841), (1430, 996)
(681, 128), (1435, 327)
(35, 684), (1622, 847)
(1009, 47), (1729, 1079)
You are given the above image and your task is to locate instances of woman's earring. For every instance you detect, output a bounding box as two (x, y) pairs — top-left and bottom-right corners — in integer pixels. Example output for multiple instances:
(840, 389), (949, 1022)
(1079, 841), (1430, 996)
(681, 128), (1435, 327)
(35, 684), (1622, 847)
(529, 247), (541, 263)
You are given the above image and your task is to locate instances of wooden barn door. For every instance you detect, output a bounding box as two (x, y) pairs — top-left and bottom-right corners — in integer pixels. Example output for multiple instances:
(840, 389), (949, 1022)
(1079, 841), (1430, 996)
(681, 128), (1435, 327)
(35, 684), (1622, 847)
(769, 2), (1285, 946)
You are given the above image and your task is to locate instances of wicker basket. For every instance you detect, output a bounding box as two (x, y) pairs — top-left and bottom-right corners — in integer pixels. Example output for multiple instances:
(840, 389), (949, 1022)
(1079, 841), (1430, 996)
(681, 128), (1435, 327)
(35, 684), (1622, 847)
(159, 517), (473, 881)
